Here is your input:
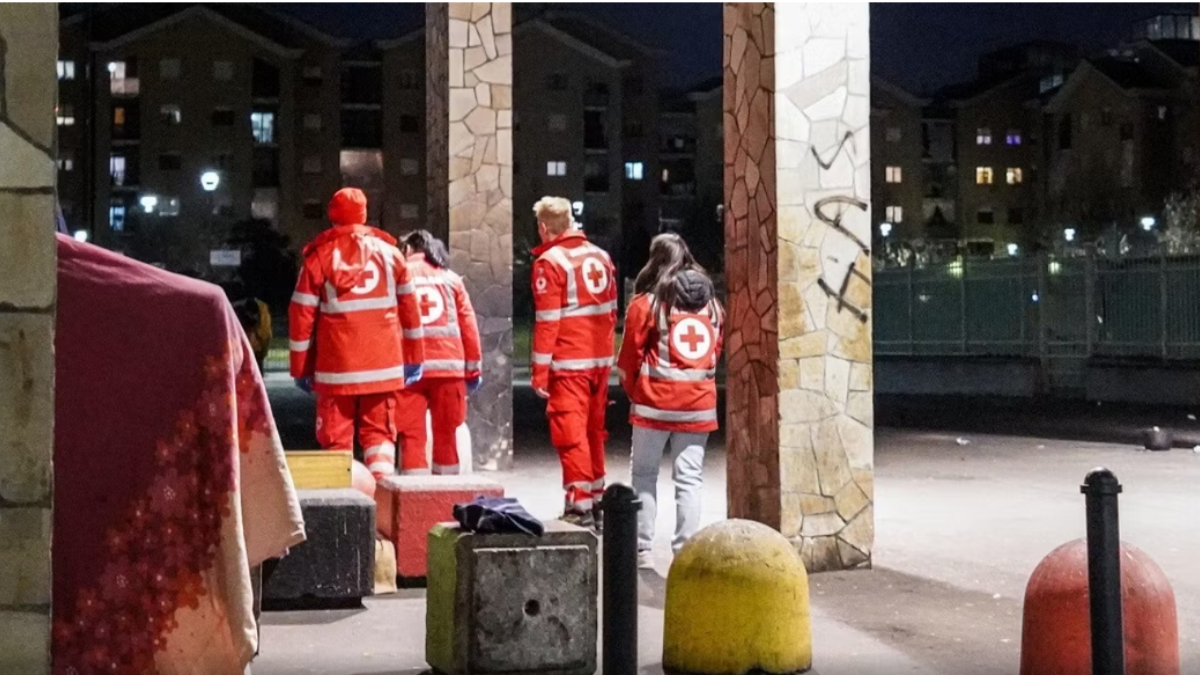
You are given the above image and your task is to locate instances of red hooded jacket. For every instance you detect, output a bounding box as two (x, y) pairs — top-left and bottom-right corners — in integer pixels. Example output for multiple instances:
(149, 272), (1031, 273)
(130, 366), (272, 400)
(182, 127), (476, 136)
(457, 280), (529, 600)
(289, 188), (425, 396)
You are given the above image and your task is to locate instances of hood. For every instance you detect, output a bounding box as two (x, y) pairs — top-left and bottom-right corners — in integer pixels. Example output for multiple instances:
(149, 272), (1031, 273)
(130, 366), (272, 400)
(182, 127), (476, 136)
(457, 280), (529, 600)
(303, 224), (398, 294)
(531, 229), (586, 256)
(328, 187), (369, 226)
(673, 269), (714, 312)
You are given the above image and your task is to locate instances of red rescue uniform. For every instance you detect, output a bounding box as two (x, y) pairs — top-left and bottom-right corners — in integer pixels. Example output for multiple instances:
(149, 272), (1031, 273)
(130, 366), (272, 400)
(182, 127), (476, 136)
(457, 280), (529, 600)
(617, 293), (724, 434)
(395, 253), (482, 474)
(531, 230), (618, 514)
(289, 188), (426, 479)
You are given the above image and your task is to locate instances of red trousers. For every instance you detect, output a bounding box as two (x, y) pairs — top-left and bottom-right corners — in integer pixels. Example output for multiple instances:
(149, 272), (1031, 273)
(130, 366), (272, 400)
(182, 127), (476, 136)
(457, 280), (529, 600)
(316, 393), (397, 479)
(547, 371), (609, 513)
(395, 378), (467, 475)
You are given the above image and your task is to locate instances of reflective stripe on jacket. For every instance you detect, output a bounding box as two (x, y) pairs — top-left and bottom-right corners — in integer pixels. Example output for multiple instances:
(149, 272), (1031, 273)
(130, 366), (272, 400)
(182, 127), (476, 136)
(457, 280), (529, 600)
(405, 253), (482, 380)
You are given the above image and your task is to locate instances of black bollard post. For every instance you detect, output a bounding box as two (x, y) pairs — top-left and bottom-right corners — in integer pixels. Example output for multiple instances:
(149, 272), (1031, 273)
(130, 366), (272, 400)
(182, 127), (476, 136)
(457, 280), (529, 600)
(1081, 467), (1125, 675)
(601, 483), (641, 675)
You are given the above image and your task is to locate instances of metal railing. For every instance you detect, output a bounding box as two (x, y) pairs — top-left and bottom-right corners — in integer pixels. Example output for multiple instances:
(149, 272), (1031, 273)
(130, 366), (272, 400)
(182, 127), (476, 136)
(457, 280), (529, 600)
(874, 251), (1200, 391)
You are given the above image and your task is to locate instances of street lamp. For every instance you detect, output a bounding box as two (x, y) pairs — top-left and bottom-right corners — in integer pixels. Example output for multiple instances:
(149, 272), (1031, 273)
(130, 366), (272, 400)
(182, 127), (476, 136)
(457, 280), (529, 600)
(72, 230), (89, 243)
(1064, 228), (1077, 243)
(1007, 243), (1019, 256)
(1140, 215), (1156, 231)
(200, 171), (221, 192)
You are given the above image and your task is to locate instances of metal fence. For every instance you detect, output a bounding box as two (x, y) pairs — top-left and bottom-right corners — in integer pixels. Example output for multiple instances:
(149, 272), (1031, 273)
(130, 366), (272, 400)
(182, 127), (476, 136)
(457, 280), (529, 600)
(875, 253), (1200, 392)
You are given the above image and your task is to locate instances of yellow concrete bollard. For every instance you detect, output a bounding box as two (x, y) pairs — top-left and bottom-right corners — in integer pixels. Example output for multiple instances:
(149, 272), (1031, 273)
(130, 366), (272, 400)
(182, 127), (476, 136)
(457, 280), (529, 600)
(663, 519), (812, 675)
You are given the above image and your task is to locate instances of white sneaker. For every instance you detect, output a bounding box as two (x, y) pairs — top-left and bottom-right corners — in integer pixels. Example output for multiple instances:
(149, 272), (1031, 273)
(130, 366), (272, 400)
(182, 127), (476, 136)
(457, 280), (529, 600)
(637, 550), (655, 570)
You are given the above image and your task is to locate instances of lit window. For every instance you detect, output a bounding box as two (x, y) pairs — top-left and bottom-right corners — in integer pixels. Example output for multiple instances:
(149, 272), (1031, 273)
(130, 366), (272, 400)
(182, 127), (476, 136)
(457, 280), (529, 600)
(302, 65), (322, 82)
(400, 158), (419, 176)
(976, 167), (994, 185)
(624, 161), (644, 180)
(976, 127), (992, 145)
(546, 161), (567, 177)
(1006, 130), (1022, 145)
(251, 111), (275, 144)
(160, 104), (182, 125)
(302, 156), (322, 174)
(158, 153), (182, 171)
(400, 204), (419, 219)
(304, 113), (322, 131)
(1158, 106), (1169, 121)
(885, 127), (901, 142)
(57, 154), (74, 172)
(1006, 167), (1023, 185)
(549, 114), (567, 132)
(159, 58), (181, 80)
(109, 200), (126, 232)
(662, 168), (670, 182)
(113, 106), (126, 127)
(109, 155), (127, 186)
(56, 104), (75, 126)
(885, 166), (902, 183)
(213, 60), (234, 81)
(885, 205), (902, 223)
(158, 197), (181, 217)
(108, 61), (139, 96)
(57, 60), (75, 81)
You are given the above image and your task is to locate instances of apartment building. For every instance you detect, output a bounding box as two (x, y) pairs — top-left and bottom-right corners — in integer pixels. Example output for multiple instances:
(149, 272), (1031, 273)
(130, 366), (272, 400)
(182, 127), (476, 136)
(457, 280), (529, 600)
(871, 78), (928, 244)
(58, 5), (348, 267)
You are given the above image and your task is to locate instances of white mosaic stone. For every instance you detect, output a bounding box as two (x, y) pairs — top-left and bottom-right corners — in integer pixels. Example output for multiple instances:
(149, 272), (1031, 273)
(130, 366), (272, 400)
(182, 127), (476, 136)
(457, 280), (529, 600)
(0, 126), (53, 189)
(803, 38), (845, 78)
(804, 84), (847, 121)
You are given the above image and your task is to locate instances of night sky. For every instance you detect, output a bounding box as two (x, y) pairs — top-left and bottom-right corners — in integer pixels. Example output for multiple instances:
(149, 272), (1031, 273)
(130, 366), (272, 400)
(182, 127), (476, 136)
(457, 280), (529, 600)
(271, 2), (1197, 93)
(68, 3), (1198, 94)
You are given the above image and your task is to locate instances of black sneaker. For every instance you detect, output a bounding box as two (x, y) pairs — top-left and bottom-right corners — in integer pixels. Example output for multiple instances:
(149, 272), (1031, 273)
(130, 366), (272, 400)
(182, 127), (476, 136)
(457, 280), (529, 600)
(560, 510), (595, 529)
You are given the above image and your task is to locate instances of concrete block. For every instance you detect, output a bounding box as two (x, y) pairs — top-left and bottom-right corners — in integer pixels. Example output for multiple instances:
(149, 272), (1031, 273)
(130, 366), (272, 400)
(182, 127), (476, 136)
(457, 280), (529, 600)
(375, 475), (504, 580)
(262, 489), (374, 607)
(426, 521), (598, 675)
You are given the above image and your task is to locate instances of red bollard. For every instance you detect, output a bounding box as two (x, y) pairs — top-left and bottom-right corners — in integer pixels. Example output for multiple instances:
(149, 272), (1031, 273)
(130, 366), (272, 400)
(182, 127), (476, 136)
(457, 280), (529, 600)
(1019, 539), (1179, 675)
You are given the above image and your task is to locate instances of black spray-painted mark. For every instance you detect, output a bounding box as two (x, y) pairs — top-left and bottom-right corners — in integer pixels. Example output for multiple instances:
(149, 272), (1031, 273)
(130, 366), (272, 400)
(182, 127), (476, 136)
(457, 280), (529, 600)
(809, 132), (871, 324)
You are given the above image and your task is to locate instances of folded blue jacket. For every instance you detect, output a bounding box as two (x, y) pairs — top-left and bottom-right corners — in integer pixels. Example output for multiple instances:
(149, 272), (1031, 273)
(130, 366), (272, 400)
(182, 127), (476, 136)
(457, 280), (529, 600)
(453, 496), (545, 536)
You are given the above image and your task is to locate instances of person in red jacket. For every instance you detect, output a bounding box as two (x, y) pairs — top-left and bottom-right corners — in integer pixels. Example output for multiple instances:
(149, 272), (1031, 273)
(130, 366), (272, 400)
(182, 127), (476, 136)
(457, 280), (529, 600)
(616, 234), (723, 568)
(394, 230), (482, 475)
(289, 188), (426, 480)
(530, 196), (618, 531)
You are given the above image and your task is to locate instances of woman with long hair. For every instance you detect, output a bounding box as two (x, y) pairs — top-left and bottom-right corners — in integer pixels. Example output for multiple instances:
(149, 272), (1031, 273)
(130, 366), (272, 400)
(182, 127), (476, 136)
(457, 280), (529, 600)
(616, 233), (724, 568)
(393, 230), (482, 475)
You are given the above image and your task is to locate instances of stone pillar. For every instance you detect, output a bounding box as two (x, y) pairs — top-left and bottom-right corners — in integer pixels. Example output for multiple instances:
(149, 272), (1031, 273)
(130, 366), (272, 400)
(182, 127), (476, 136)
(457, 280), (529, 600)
(723, 3), (873, 572)
(426, 3), (514, 470)
(0, 5), (57, 671)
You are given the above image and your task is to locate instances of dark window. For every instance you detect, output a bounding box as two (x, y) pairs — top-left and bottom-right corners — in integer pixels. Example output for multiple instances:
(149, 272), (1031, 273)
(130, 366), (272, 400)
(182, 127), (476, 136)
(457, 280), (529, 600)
(211, 108), (235, 126)
(213, 152), (233, 170)
(1119, 122), (1134, 141)
(1058, 114), (1072, 150)
(342, 65), (382, 105)
(625, 75), (644, 96)
(399, 70), (420, 90)
(1101, 108), (1114, 126)
(977, 208), (995, 225)
(584, 110), (607, 150)
(546, 73), (568, 91)
(585, 82), (609, 108)
(1008, 207), (1024, 225)
(342, 109), (383, 147)
(623, 121), (644, 138)
(251, 58), (280, 98)
(158, 153), (181, 170)
(584, 157), (609, 193)
(302, 201), (323, 220)
(399, 115), (419, 133)
(111, 102), (140, 141)
(252, 147), (280, 187)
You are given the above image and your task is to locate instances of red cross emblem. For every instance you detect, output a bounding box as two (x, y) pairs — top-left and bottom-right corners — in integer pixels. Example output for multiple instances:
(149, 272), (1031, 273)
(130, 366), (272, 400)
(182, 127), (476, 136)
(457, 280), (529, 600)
(582, 257), (607, 294)
(671, 318), (712, 360)
(415, 287), (444, 325)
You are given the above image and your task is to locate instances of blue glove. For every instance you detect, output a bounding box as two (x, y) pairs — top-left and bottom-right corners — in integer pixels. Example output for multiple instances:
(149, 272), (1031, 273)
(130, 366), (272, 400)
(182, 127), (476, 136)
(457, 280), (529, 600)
(295, 377), (313, 394)
(404, 364), (424, 387)
(466, 376), (482, 396)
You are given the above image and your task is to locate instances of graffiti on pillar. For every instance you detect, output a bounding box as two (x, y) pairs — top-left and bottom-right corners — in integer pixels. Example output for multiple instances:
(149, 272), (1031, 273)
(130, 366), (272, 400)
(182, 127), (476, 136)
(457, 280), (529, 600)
(810, 131), (870, 324)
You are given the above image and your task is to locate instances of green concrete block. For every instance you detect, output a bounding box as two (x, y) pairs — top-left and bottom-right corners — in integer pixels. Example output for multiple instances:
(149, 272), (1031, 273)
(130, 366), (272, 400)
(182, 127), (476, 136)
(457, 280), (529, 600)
(425, 521), (598, 675)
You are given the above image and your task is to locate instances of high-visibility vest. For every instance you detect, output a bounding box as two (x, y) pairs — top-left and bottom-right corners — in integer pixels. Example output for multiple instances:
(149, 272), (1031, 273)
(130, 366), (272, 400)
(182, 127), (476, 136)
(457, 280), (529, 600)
(289, 225), (425, 396)
(405, 254), (482, 380)
(530, 231), (617, 388)
(625, 293), (723, 433)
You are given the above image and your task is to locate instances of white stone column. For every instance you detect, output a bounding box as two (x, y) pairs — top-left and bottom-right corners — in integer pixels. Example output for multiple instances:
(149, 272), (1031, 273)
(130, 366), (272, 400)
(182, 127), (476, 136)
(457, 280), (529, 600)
(0, 4), (58, 671)
(723, 2), (874, 572)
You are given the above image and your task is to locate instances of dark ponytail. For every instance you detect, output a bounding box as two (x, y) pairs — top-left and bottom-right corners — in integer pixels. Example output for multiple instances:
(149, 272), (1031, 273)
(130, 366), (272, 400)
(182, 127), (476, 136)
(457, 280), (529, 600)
(401, 229), (450, 269)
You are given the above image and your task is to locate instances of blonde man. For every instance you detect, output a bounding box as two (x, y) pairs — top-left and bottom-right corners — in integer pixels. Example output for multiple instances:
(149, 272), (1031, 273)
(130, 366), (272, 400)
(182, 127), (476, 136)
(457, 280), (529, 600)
(529, 197), (618, 531)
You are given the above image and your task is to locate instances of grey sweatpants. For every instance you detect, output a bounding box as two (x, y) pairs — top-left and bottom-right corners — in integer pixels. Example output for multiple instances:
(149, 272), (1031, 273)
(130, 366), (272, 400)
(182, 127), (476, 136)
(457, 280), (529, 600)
(630, 425), (708, 554)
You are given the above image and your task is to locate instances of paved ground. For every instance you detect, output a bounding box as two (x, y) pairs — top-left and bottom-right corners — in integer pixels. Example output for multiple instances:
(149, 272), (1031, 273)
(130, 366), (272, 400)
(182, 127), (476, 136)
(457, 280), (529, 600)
(258, 378), (1200, 675)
